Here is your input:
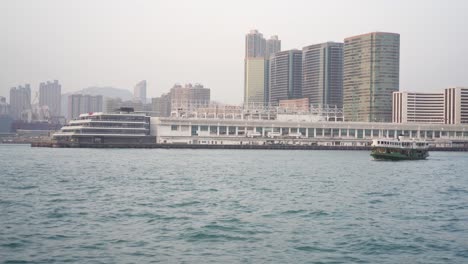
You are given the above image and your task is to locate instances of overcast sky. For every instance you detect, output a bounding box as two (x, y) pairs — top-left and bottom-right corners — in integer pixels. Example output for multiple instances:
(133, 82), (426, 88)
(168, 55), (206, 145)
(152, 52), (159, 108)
(1, 0), (467, 104)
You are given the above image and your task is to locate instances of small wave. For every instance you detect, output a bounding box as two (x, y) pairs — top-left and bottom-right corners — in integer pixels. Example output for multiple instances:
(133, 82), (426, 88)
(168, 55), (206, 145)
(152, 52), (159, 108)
(369, 199), (383, 204)
(185, 232), (248, 242)
(447, 187), (468, 194)
(12, 185), (37, 190)
(204, 224), (236, 232)
(306, 210), (329, 217)
(1, 242), (23, 249)
(282, 209), (307, 215)
(3, 260), (29, 264)
(168, 201), (201, 208)
(294, 245), (336, 253)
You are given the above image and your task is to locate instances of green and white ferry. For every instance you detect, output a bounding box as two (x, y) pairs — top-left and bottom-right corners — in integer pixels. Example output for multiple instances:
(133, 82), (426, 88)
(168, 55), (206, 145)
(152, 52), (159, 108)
(371, 137), (430, 160)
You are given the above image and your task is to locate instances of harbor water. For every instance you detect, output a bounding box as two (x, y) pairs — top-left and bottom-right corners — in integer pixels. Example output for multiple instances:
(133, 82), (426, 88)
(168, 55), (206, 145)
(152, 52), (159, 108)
(1, 145), (468, 263)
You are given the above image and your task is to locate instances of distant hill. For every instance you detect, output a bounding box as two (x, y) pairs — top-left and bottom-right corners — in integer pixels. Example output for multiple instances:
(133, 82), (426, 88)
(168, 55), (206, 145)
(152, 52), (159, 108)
(75, 87), (133, 101)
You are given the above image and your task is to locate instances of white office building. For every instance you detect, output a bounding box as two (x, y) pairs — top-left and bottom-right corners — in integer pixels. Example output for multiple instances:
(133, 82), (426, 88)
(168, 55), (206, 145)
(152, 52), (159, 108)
(393, 92), (444, 124)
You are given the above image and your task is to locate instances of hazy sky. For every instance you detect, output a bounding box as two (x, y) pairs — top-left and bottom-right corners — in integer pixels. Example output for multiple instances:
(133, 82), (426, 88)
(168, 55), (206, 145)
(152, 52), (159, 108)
(1, 0), (467, 104)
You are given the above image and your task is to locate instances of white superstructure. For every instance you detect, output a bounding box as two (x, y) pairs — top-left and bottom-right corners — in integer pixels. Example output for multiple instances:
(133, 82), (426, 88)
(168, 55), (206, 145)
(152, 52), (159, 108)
(53, 108), (153, 144)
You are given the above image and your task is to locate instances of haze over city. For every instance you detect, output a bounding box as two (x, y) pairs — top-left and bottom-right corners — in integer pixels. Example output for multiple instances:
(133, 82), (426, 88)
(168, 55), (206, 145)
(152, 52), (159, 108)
(1, 0), (467, 104)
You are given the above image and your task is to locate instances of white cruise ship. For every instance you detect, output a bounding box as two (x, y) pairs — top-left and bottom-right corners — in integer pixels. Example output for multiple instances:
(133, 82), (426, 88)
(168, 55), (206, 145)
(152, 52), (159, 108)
(53, 107), (155, 146)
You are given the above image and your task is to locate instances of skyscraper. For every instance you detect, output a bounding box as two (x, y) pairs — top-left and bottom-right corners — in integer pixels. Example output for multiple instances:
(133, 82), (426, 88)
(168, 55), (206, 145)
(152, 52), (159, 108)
(302, 42), (343, 108)
(134, 80), (147, 103)
(9, 84), (31, 120)
(343, 32), (400, 122)
(269, 50), (303, 103)
(244, 30), (281, 105)
(264, 35), (281, 104)
(39, 80), (62, 117)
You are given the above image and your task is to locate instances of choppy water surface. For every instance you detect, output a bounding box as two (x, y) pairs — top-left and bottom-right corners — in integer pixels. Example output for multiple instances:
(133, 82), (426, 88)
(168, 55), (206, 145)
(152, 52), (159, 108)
(1, 145), (468, 263)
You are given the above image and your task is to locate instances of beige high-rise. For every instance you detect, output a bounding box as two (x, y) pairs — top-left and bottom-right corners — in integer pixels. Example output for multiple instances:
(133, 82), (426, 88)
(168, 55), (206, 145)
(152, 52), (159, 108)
(343, 32), (400, 122)
(244, 30), (281, 105)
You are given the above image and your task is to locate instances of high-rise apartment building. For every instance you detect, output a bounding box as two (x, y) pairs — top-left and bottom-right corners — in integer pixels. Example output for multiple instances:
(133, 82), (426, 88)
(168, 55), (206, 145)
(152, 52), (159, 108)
(392, 92), (445, 124)
(244, 30), (281, 105)
(170, 83), (210, 107)
(245, 29), (266, 58)
(67, 94), (103, 120)
(343, 32), (400, 122)
(134, 80), (147, 103)
(444, 87), (468, 124)
(269, 50), (303, 103)
(39, 80), (62, 117)
(266, 35), (281, 59)
(9, 84), (31, 120)
(302, 42), (343, 108)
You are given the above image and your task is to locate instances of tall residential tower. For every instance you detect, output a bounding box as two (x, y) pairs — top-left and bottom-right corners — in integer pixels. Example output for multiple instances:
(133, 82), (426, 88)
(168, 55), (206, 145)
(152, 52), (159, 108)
(39, 80), (62, 117)
(9, 84), (31, 120)
(244, 30), (280, 105)
(343, 32), (400, 122)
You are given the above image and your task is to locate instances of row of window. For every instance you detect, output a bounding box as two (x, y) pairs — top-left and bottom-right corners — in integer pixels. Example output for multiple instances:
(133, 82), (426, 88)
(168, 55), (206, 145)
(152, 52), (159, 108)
(170, 125), (468, 138)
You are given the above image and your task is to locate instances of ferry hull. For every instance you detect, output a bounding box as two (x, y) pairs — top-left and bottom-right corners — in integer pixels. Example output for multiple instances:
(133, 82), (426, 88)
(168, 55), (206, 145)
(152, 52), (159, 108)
(371, 151), (428, 161)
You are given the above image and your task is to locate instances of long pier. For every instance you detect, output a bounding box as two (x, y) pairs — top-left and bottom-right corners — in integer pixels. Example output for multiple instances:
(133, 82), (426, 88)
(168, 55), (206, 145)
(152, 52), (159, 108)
(29, 141), (468, 151)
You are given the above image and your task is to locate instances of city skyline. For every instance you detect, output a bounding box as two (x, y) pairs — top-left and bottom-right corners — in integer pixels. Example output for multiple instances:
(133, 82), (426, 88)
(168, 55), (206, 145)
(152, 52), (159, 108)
(1, 0), (468, 104)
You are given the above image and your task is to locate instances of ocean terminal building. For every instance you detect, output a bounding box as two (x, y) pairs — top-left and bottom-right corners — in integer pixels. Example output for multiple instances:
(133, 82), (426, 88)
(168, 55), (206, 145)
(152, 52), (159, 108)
(53, 105), (468, 148)
(150, 104), (468, 147)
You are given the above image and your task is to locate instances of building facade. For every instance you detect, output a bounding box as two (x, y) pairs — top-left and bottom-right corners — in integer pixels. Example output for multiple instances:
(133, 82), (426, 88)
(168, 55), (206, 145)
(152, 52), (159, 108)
(444, 87), (468, 124)
(269, 50), (303, 103)
(151, 94), (171, 117)
(343, 32), (400, 122)
(39, 80), (62, 117)
(170, 83), (210, 107)
(9, 84), (31, 120)
(302, 42), (343, 108)
(68, 94), (103, 120)
(134, 80), (147, 103)
(392, 92), (445, 124)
